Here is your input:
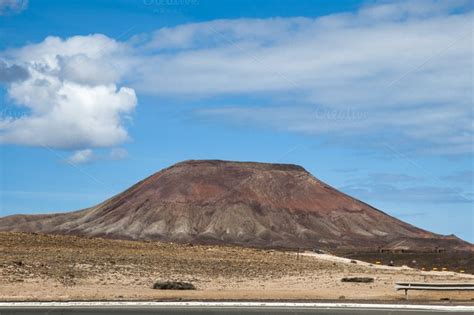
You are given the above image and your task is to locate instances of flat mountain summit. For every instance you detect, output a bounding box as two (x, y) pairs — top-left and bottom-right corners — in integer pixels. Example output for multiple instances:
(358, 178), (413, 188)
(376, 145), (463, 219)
(0, 160), (471, 250)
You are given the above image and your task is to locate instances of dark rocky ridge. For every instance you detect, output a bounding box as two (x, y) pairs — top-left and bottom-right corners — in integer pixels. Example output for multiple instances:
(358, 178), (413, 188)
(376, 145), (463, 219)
(0, 160), (471, 251)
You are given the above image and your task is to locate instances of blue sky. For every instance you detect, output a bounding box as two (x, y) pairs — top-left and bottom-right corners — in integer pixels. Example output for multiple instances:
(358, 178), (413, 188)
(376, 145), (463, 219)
(0, 0), (473, 242)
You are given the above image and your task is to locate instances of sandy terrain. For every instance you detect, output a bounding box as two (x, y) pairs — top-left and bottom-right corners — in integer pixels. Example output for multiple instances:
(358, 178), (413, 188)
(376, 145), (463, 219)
(0, 232), (472, 302)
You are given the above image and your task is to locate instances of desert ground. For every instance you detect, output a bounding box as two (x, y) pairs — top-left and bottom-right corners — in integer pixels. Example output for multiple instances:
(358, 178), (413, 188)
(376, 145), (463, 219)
(0, 232), (472, 302)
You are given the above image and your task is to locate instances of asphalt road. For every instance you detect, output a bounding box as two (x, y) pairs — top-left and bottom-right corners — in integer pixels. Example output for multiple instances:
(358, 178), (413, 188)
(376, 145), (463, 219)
(0, 302), (473, 315)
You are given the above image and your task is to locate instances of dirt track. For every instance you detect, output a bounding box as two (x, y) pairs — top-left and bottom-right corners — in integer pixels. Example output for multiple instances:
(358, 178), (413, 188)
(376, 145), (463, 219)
(0, 232), (473, 302)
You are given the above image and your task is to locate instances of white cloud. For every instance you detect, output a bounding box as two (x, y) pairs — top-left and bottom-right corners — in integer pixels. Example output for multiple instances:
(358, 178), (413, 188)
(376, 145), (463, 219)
(0, 0), (472, 156)
(0, 34), (137, 150)
(66, 149), (94, 164)
(125, 0), (471, 155)
(0, 60), (29, 82)
(197, 103), (473, 155)
(64, 147), (128, 165)
(0, 0), (27, 15)
(131, 2), (472, 102)
(109, 147), (128, 160)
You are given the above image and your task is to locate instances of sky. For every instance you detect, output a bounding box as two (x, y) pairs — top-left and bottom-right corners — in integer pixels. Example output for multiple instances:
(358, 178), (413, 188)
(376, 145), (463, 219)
(0, 0), (473, 242)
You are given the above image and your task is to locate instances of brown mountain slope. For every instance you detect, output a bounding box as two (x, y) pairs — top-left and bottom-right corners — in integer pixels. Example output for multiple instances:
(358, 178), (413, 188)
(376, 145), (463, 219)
(0, 160), (471, 250)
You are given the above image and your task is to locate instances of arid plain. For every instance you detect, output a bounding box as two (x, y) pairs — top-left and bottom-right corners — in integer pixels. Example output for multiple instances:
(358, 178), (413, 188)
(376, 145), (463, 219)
(1, 232), (472, 302)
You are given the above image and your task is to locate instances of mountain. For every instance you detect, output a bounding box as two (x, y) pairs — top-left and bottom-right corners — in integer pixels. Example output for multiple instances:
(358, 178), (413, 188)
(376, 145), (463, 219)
(0, 160), (471, 251)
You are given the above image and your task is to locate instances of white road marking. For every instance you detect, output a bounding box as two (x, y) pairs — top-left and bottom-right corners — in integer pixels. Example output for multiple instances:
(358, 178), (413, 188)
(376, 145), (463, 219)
(0, 302), (472, 312)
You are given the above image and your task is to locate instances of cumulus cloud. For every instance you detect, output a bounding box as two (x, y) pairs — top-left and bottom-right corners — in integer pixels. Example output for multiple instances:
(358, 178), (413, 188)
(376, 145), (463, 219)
(0, 0), (27, 15)
(1, 0), (472, 157)
(0, 34), (137, 150)
(64, 148), (128, 164)
(66, 149), (94, 164)
(0, 60), (29, 83)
